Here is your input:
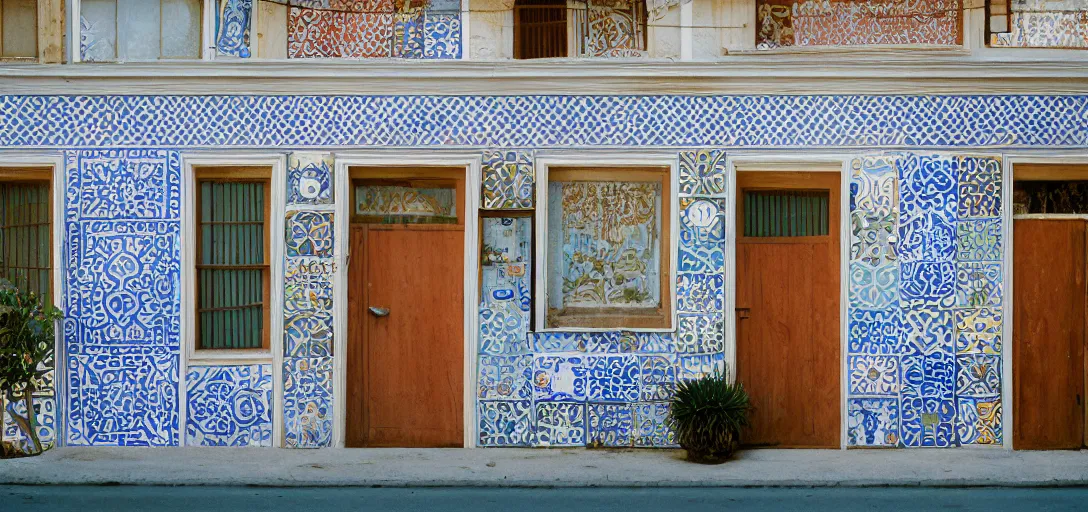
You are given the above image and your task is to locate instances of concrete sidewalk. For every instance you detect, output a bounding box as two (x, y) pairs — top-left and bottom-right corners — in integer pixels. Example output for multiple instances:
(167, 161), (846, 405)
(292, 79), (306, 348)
(1, 447), (1086, 488)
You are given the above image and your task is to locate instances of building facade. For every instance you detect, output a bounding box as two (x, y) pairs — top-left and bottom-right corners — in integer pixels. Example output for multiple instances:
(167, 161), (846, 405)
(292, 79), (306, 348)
(1, 0), (1087, 452)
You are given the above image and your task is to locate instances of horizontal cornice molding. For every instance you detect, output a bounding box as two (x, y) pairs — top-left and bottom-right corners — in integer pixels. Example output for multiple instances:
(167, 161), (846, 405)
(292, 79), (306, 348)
(3, 49), (1088, 95)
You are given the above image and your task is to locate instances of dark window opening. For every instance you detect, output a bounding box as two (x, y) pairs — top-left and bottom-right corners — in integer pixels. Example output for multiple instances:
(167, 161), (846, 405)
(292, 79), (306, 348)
(743, 189), (830, 237)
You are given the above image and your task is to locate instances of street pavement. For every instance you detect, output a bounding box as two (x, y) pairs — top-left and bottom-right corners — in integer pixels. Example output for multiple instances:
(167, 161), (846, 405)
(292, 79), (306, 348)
(3, 486), (1087, 511)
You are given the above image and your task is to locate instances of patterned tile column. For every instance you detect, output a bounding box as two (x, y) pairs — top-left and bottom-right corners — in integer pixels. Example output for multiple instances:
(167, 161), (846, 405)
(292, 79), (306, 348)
(283, 152), (335, 448)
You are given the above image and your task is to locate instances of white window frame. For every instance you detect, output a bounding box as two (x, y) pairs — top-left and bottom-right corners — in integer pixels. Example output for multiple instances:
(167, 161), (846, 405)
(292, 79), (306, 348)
(71, 0), (209, 63)
(533, 151), (679, 333)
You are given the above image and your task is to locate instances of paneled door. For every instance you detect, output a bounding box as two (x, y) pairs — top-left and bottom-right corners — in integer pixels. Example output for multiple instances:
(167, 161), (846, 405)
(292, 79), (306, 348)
(735, 171), (841, 448)
(346, 168), (465, 448)
(1013, 219), (1087, 450)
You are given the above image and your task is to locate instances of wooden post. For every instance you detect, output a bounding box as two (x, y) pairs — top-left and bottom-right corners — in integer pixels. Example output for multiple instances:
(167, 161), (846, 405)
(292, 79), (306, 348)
(37, 0), (64, 63)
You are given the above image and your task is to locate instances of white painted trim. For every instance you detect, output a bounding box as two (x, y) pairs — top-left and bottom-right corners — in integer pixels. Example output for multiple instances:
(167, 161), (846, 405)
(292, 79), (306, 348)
(70, 0), (80, 64)
(533, 150), (680, 333)
(203, 0), (215, 61)
(0, 152), (67, 446)
(1001, 151), (1088, 451)
(178, 153), (285, 448)
(680, 0), (693, 61)
(459, 0), (470, 61)
(331, 151), (482, 449)
(723, 151), (852, 450)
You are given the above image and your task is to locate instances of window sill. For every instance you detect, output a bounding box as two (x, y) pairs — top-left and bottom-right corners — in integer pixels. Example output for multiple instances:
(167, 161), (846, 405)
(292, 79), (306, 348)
(188, 350), (274, 367)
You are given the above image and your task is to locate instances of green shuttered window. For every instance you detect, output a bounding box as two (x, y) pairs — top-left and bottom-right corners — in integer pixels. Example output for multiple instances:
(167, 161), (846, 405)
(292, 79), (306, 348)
(196, 178), (269, 350)
(0, 181), (51, 300)
(743, 190), (830, 237)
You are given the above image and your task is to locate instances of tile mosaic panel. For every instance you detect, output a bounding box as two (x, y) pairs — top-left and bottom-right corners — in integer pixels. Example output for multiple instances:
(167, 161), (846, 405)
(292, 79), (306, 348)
(479, 301), (530, 355)
(992, 0), (1088, 48)
(583, 0), (646, 57)
(956, 156), (1003, 218)
(955, 354), (1001, 397)
(3, 396), (56, 453)
(956, 218), (1002, 262)
(477, 354), (533, 401)
(637, 332), (677, 353)
(481, 150), (534, 209)
(285, 211), (334, 257)
(585, 331), (639, 353)
(423, 13), (462, 59)
(848, 397), (899, 447)
(586, 355), (640, 402)
(531, 332), (588, 353)
(284, 257), (334, 357)
(534, 401), (586, 446)
(955, 262), (1003, 307)
(848, 355), (900, 396)
(3, 96), (1087, 148)
(481, 216), (532, 311)
(956, 396), (1002, 445)
(756, 0), (960, 49)
(676, 314), (724, 354)
(216, 0), (253, 57)
(849, 262), (898, 309)
(185, 365), (273, 447)
(678, 150), (727, 197)
(392, 11), (425, 58)
(633, 401), (676, 447)
(283, 356), (333, 448)
(676, 273), (724, 313)
(638, 354), (677, 401)
(587, 402), (635, 446)
(677, 353), (725, 382)
(288, 6), (394, 58)
(901, 305), (954, 355)
(478, 400), (532, 447)
(287, 153), (334, 205)
(848, 309), (901, 355)
(955, 308), (1002, 354)
(533, 355), (588, 401)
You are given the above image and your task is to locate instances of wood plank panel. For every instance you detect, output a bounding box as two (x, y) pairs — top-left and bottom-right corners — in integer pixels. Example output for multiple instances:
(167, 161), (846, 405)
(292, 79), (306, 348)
(735, 171), (840, 448)
(1013, 218), (1086, 450)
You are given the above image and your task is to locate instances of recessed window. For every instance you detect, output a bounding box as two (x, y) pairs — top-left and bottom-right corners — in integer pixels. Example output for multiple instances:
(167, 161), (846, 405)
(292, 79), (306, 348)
(0, 170), (52, 301)
(515, 0), (568, 59)
(742, 189), (830, 237)
(80, 0), (202, 61)
(1, 0), (38, 59)
(545, 167), (671, 329)
(194, 167), (270, 350)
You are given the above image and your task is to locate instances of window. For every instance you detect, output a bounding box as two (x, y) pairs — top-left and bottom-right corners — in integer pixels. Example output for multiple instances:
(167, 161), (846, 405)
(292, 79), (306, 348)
(755, 0), (961, 49)
(80, 0), (202, 61)
(515, 0), (568, 58)
(1, 0), (37, 59)
(545, 167), (671, 329)
(0, 169), (52, 301)
(742, 190), (830, 237)
(514, 0), (647, 58)
(194, 167), (270, 351)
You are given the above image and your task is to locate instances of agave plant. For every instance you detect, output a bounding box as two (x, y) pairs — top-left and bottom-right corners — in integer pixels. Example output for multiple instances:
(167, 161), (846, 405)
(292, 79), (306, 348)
(667, 370), (751, 464)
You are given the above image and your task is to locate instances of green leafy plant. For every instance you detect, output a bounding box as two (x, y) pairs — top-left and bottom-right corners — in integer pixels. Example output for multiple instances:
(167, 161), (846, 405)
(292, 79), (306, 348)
(0, 280), (62, 457)
(668, 370), (751, 464)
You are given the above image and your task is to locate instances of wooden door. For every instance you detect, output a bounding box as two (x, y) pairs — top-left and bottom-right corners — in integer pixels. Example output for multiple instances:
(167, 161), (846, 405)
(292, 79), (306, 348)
(346, 169), (465, 448)
(1013, 219), (1087, 449)
(735, 171), (841, 448)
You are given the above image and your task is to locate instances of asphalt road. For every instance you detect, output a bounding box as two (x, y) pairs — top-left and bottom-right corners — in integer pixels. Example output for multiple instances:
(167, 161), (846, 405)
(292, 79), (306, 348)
(4, 486), (1088, 511)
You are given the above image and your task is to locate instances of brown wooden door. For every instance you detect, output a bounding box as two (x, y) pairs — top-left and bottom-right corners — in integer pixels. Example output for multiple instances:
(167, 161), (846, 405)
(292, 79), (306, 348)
(1013, 219), (1087, 450)
(735, 171), (841, 448)
(346, 169), (466, 448)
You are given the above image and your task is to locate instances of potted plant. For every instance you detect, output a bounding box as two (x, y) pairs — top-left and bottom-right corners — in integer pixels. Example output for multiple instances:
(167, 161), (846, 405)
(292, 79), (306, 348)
(668, 370), (751, 464)
(0, 280), (62, 457)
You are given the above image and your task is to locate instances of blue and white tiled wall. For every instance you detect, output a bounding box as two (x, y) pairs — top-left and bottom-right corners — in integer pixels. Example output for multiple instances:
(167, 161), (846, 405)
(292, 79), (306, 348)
(0, 94), (1070, 449)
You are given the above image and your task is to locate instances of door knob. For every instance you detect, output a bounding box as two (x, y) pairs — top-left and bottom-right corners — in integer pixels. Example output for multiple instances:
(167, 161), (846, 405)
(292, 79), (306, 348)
(735, 307), (750, 320)
(368, 306), (390, 317)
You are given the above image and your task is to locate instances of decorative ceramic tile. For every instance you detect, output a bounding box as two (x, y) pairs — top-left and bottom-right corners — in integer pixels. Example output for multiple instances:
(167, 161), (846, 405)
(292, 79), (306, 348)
(678, 242), (726, 274)
(392, 11), (424, 58)
(637, 332), (677, 353)
(676, 273), (724, 313)
(849, 262), (898, 309)
(423, 13), (462, 59)
(851, 155), (899, 218)
(287, 153), (333, 205)
(478, 400), (532, 447)
(285, 211), (334, 257)
(583, 0), (646, 57)
(956, 218), (1002, 262)
(898, 153), (957, 226)
(215, 0), (253, 57)
(3, 395), (56, 453)
(956, 156), (1002, 219)
(955, 308), (1002, 354)
(900, 306), (954, 355)
(956, 262), (1003, 307)
(634, 401), (676, 447)
(639, 354), (677, 401)
(848, 309), (901, 355)
(4, 96), (1086, 148)
(677, 353), (725, 382)
(288, 7), (393, 58)
(848, 355), (900, 396)
(847, 397), (899, 447)
(899, 261), (956, 308)
(678, 150), (727, 197)
(185, 365), (273, 447)
(756, 0), (959, 49)
(283, 356), (333, 448)
(284, 257), (334, 315)
(67, 346), (180, 446)
(481, 150), (534, 209)
(586, 355), (640, 402)
(680, 198), (726, 247)
(587, 402), (634, 447)
(955, 354), (1001, 397)
(994, 10), (1088, 48)
(898, 213), (956, 263)
(531, 332), (588, 353)
(533, 355), (588, 401)
(66, 149), (181, 221)
(899, 395), (956, 447)
(901, 351), (955, 400)
(478, 301), (530, 355)
(478, 354), (532, 401)
(956, 396), (1002, 445)
(584, 331), (639, 353)
(851, 213), (898, 267)
(676, 314), (724, 354)
(534, 402), (586, 446)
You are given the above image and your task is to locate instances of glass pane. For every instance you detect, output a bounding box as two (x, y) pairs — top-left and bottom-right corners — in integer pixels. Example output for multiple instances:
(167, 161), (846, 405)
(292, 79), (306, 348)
(161, 0), (201, 58)
(0, 182), (52, 300)
(546, 180), (661, 316)
(353, 184), (457, 224)
(743, 190), (829, 237)
(80, 0), (118, 62)
(2, 0), (37, 58)
(118, 0), (161, 60)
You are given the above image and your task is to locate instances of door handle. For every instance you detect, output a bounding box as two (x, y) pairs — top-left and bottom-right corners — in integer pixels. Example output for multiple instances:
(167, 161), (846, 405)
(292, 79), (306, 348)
(735, 307), (750, 320)
(368, 306), (390, 317)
